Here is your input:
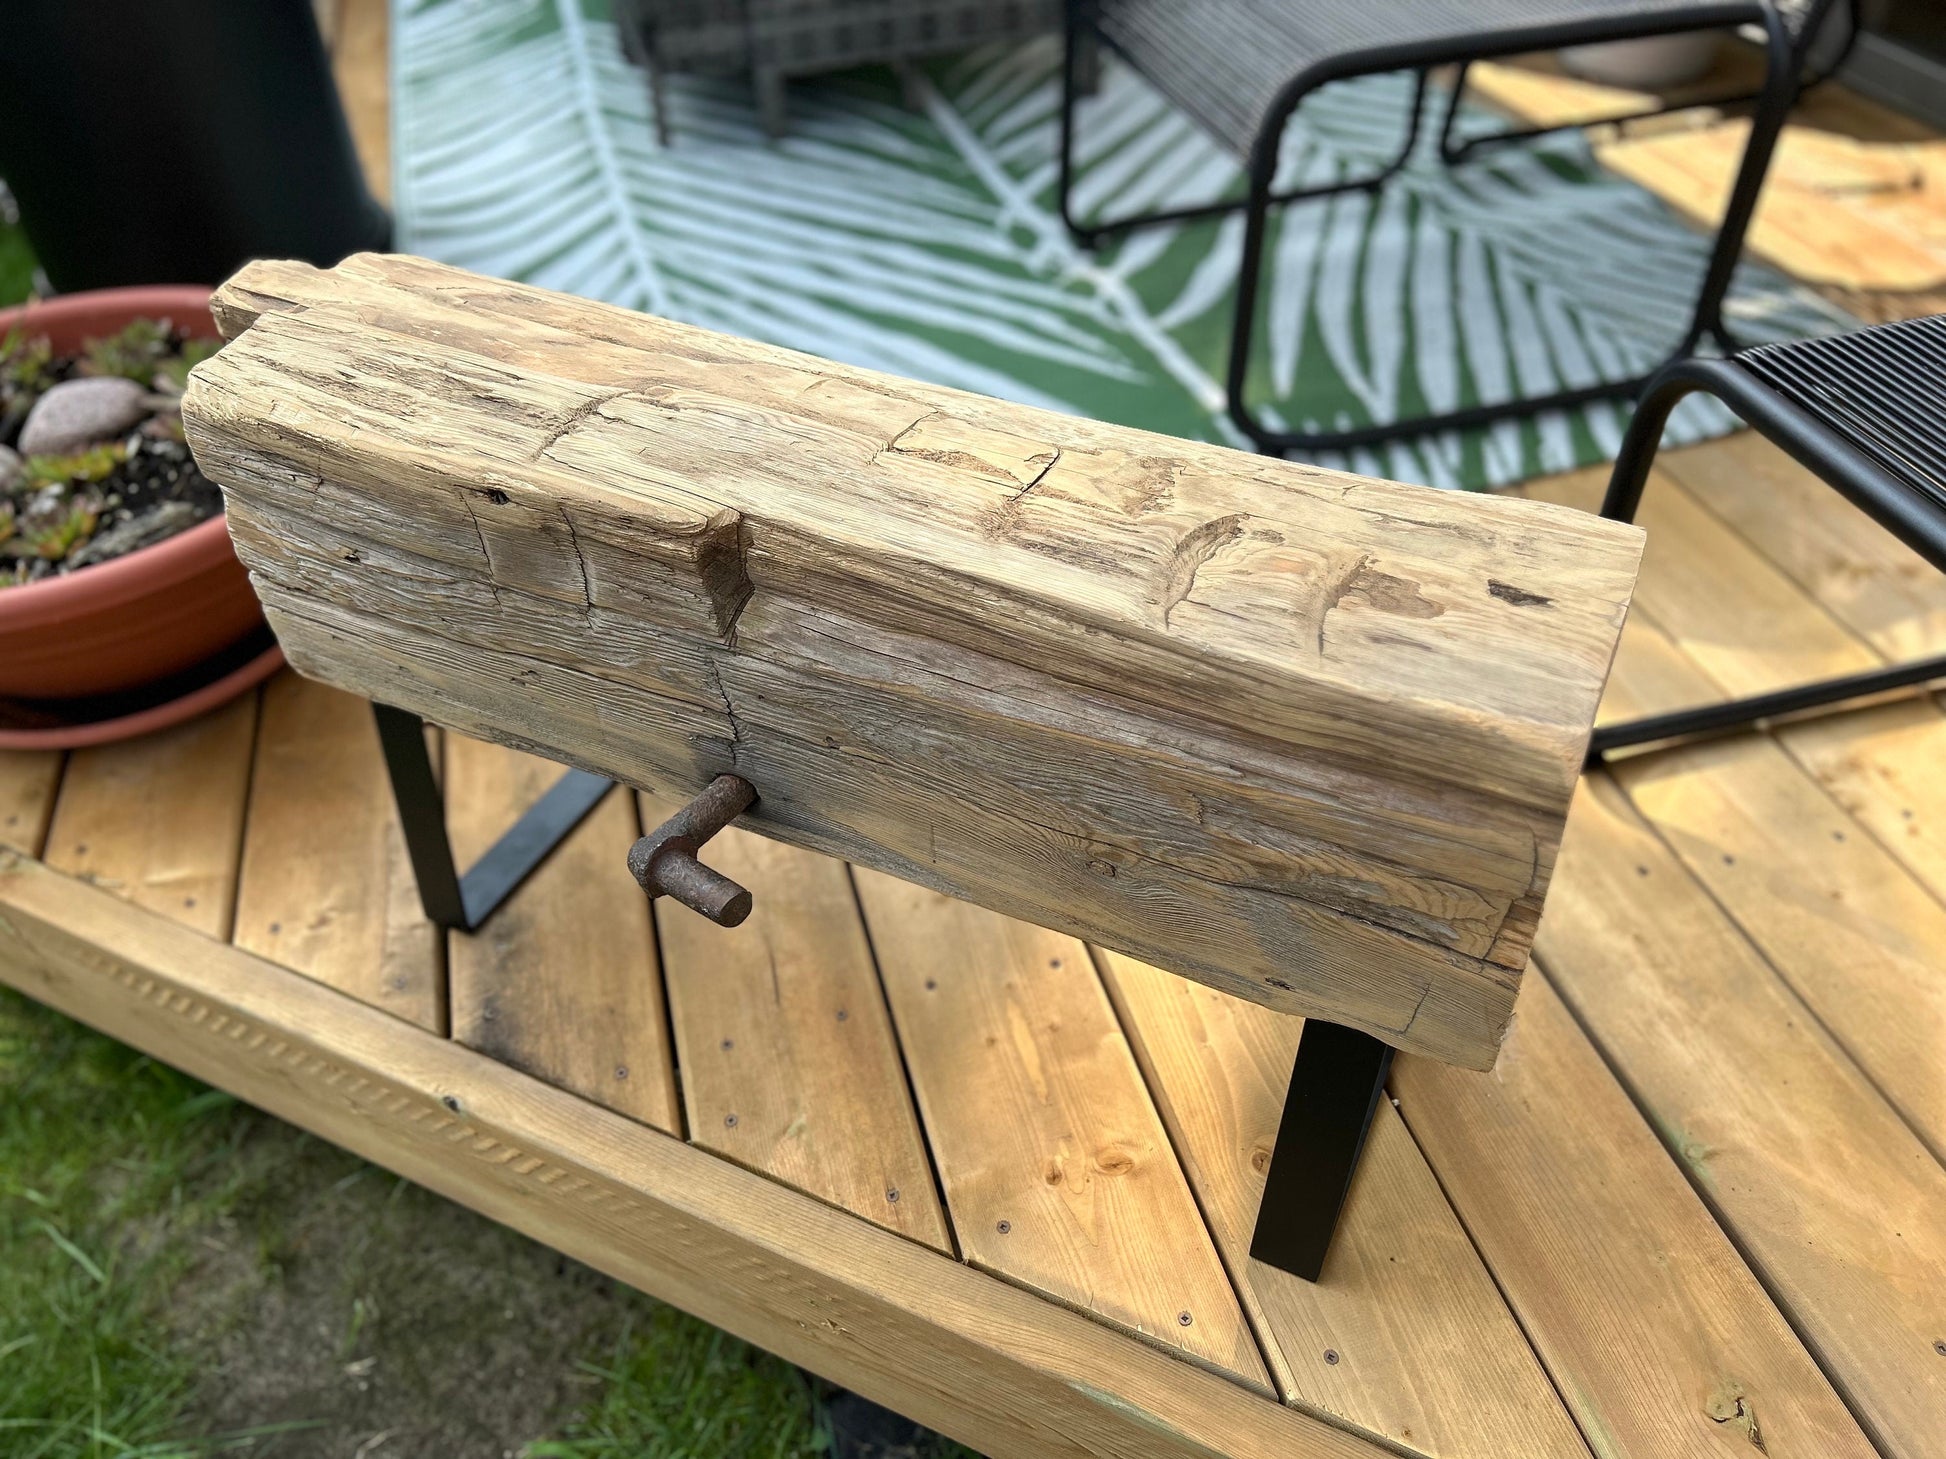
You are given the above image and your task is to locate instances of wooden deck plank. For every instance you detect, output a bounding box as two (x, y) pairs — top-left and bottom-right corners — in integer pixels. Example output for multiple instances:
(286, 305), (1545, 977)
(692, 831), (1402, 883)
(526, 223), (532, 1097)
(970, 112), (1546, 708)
(649, 805), (953, 1252)
(1524, 465), (1879, 701)
(232, 673), (443, 1031)
(1395, 972), (1882, 1459)
(1472, 50), (1946, 294)
(1097, 949), (1591, 1459)
(1786, 699), (1946, 906)
(0, 751), (63, 857)
(1538, 774), (1946, 1459)
(331, 0), (389, 206)
(444, 738), (680, 1135)
(1518, 467), (1946, 1147)
(1648, 436), (1946, 911)
(1613, 752), (1946, 1158)
(1598, 119), (1946, 292)
(852, 869), (1274, 1392)
(1591, 613), (1946, 1157)
(1657, 436), (1946, 666)
(0, 851), (1394, 1459)
(42, 694), (259, 940)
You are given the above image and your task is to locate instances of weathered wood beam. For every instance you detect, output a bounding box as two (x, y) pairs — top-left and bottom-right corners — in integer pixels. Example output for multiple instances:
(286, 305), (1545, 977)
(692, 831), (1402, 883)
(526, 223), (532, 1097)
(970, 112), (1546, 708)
(184, 254), (1641, 1069)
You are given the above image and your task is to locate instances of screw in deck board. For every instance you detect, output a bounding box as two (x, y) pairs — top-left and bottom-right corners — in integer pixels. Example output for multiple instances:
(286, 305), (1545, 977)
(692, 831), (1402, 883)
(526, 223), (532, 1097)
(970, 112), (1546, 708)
(628, 775), (759, 926)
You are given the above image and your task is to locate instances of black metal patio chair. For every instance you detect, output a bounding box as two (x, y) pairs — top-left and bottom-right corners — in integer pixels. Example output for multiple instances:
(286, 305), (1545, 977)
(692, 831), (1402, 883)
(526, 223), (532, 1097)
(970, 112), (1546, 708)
(1436, 0), (1860, 167)
(1588, 313), (1946, 761)
(1058, 0), (1843, 457)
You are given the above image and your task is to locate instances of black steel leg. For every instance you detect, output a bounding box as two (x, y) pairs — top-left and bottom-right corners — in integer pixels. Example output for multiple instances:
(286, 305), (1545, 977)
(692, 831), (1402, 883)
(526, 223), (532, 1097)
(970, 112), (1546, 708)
(1587, 655), (1946, 765)
(372, 702), (614, 932)
(1250, 1021), (1393, 1283)
(1676, 7), (1799, 355)
(1223, 64), (1660, 456)
(1435, 61), (1472, 166)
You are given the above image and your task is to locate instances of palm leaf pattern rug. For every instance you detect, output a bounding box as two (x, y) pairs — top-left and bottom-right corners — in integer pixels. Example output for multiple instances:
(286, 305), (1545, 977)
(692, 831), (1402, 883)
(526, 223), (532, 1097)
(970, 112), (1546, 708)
(392, 0), (1851, 489)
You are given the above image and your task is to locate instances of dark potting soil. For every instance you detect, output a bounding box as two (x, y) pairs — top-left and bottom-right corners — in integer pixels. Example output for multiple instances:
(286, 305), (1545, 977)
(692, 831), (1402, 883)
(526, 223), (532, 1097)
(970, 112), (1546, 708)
(1, 323), (223, 586)
(96, 435), (225, 536)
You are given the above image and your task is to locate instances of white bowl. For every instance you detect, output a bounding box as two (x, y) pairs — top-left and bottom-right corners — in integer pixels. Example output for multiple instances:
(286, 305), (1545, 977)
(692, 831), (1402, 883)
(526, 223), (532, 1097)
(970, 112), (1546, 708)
(1559, 33), (1722, 90)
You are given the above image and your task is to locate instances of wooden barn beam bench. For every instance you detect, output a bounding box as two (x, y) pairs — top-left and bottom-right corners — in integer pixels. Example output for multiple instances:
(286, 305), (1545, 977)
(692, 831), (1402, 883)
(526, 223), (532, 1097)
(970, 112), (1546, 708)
(182, 253), (1642, 1281)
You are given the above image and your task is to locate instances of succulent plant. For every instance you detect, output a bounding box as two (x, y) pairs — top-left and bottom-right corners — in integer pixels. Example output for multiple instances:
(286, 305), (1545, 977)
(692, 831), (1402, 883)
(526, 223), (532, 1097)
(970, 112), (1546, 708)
(80, 317), (177, 384)
(0, 319), (224, 587)
(155, 337), (222, 394)
(0, 326), (57, 396)
(22, 442), (127, 487)
(2, 483), (102, 563)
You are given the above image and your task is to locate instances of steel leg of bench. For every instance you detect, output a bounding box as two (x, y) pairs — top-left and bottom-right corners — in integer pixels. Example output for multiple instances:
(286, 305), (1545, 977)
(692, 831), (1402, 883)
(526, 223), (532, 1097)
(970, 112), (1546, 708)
(371, 702), (614, 933)
(1249, 1020), (1393, 1283)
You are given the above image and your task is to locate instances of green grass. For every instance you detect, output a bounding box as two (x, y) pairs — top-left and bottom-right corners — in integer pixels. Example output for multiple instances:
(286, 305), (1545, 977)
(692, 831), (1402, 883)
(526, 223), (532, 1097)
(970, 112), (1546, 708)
(0, 988), (282, 1457)
(528, 1312), (828, 1459)
(0, 987), (979, 1457)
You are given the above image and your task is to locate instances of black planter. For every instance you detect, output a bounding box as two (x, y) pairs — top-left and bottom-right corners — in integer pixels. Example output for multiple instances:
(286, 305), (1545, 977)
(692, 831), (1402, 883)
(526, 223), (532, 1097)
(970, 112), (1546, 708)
(0, 0), (390, 293)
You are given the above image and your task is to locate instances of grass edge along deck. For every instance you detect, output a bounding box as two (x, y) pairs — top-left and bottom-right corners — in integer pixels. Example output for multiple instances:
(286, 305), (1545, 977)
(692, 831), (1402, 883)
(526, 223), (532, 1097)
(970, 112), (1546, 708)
(0, 850), (1392, 1459)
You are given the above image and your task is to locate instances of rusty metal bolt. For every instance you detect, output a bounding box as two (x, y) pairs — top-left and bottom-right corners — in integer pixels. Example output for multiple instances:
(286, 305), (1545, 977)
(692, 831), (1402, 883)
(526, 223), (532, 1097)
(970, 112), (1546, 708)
(628, 775), (758, 927)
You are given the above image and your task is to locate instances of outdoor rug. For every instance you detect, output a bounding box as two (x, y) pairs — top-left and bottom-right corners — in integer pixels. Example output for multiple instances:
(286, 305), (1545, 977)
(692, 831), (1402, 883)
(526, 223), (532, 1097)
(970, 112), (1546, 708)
(391, 0), (1854, 489)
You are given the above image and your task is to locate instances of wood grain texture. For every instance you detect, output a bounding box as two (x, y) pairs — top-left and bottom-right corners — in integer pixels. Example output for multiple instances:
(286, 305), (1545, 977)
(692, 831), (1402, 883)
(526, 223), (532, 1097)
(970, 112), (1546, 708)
(183, 253), (1644, 1068)
(1097, 950), (1591, 1459)
(0, 851), (1396, 1459)
(42, 693), (258, 939)
(1599, 116), (1946, 292)
(1611, 740), (1946, 1158)
(1529, 457), (1946, 1154)
(0, 751), (62, 856)
(1395, 973), (1882, 1459)
(1537, 775), (1946, 1459)
(853, 869), (1273, 1390)
(1472, 53), (1946, 294)
(1646, 435), (1946, 914)
(1657, 435), (1946, 666)
(652, 808), (951, 1251)
(233, 672), (443, 1031)
(1787, 698), (1946, 909)
(445, 737), (680, 1135)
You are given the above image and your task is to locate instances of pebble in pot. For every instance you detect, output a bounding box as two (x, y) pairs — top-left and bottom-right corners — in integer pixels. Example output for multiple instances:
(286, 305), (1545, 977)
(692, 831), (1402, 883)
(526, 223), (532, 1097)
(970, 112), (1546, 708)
(18, 376), (152, 456)
(0, 443), (22, 491)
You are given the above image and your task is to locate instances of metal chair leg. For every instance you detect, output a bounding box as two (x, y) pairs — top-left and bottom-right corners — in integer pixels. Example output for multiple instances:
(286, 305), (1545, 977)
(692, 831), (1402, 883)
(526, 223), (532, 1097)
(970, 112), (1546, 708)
(1059, 18), (1431, 251)
(755, 67), (789, 139)
(1250, 1021), (1393, 1282)
(1676, 5), (1800, 355)
(372, 702), (613, 932)
(1588, 353), (1946, 763)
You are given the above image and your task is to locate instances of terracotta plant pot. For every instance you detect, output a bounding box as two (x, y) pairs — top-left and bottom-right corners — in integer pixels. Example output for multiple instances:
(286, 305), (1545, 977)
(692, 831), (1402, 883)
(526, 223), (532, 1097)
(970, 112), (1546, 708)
(0, 285), (263, 700)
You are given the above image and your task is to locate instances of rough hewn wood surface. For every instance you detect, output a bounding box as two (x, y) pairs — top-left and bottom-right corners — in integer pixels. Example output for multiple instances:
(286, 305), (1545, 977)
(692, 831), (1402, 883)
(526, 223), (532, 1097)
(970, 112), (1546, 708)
(183, 253), (1640, 1069)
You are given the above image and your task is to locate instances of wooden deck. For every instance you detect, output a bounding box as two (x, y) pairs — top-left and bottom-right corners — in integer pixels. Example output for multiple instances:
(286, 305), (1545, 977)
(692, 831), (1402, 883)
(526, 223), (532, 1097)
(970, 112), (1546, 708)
(6, 420), (1943, 1459)
(2, 9), (1943, 1457)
